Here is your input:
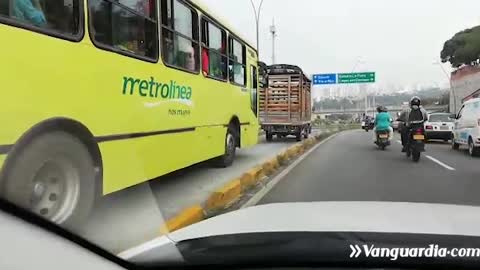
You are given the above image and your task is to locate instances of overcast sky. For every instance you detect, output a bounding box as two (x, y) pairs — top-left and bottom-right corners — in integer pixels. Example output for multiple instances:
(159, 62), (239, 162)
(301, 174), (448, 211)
(197, 0), (480, 93)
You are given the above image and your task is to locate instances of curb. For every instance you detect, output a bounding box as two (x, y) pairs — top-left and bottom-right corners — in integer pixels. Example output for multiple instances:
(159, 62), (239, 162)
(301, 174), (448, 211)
(160, 205), (205, 234)
(158, 130), (349, 234)
(205, 179), (242, 211)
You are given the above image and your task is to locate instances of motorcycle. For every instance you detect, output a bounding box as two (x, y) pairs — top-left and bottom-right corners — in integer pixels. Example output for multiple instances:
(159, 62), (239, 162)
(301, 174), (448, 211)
(405, 125), (426, 162)
(363, 120), (374, 132)
(375, 130), (390, 150)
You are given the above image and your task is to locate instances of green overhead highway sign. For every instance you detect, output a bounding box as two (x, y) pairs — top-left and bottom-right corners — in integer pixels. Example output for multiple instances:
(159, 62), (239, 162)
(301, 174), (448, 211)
(338, 72), (376, 84)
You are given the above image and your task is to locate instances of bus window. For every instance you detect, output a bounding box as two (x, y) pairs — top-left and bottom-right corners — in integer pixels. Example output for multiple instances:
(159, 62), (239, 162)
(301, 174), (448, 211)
(161, 0), (199, 72)
(0, 0), (81, 36)
(229, 37), (246, 85)
(201, 18), (227, 80)
(118, 0), (155, 18)
(251, 65), (258, 116)
(89, 0), (158, 60)
(0, 1), (9, 17)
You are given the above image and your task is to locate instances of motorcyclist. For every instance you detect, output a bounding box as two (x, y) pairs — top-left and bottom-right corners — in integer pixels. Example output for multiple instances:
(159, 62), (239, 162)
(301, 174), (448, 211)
(373, 105), (394, 143)
(397, 96), (428, 152)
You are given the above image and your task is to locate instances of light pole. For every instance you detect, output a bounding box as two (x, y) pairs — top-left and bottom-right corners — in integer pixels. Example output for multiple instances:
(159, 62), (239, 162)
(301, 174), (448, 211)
(350, 58), (367, 115)
(250, 0), (264, 58)
(433, 61), (456, 113)
(270, 18), (277, 64)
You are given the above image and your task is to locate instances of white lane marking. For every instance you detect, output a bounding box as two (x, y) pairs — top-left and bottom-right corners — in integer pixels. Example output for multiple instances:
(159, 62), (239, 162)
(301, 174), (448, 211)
(241, 132), (340, 208)
(425, 155), (456, 171)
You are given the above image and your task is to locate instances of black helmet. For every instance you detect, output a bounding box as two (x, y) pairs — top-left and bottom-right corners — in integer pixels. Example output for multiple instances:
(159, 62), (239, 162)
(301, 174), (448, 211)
(377, 105), (388, 113)
(410, 96), (421, 107)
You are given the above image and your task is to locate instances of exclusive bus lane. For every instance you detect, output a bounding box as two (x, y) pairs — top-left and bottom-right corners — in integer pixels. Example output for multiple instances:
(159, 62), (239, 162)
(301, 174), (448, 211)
(76, 129), (326, 253)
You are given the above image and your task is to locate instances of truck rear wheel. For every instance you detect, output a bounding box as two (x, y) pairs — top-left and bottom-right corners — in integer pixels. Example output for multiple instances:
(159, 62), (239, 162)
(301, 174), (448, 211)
(266, 131), (273, 142)
(303, 127), (309, 139)
(296, 130), (302, 142)
(0, 131), (97, 231)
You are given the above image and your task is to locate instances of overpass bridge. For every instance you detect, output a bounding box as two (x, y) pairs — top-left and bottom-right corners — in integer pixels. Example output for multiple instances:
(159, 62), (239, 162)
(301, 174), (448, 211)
(314, 105), (448, 115)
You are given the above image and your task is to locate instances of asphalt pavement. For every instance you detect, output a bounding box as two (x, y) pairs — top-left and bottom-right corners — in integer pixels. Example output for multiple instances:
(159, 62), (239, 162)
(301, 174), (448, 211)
(259, 129), (480, 206)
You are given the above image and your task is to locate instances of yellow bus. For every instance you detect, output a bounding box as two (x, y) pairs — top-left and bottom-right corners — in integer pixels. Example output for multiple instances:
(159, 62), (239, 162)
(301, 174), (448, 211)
(0, 0), (259, 228)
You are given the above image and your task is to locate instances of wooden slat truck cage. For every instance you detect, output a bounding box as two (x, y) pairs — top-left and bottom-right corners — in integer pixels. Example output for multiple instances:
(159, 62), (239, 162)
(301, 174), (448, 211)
(259, 64), (312, 141)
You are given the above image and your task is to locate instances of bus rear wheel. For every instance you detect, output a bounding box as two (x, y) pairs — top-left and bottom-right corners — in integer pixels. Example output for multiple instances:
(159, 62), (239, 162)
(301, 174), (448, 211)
(212, 125), (237, 168)
(0, 131), (97, 231)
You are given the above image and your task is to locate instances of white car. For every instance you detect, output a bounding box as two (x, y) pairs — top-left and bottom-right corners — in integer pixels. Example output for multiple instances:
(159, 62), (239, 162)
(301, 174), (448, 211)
(424, 113), (454, 142)
(452, 98), (480, 156)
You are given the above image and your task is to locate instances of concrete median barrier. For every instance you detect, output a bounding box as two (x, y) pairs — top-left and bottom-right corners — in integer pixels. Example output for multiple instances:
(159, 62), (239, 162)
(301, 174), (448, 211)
(205, 179), (242, 211)
(160, 205), (204, 234)
(262, 157), (280, 176)
(240, 166), (264, 190)
(277, 151), (289, 165)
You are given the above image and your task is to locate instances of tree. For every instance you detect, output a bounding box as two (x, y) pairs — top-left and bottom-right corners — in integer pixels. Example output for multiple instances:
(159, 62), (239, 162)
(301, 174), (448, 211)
(441, 25), (480, 68)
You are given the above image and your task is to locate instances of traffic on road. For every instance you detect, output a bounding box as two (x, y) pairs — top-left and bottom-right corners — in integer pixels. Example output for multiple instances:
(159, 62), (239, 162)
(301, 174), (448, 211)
(2, 0), (480, 269)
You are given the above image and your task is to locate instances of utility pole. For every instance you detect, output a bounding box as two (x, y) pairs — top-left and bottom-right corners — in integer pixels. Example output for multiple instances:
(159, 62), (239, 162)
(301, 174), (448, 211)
(373, 94), (376, 117)
(270, 18), (277, 64)
(365, 95), (368, 116)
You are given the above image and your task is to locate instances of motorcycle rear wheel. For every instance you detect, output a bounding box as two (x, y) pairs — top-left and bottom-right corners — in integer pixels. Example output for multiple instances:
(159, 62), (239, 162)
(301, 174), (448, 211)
(412, 151), (421, 162)
(406, 147), (411, 158)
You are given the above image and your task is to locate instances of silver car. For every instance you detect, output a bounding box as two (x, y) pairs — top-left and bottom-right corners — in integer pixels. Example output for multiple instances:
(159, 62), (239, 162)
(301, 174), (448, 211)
(424, 113), (454, 142)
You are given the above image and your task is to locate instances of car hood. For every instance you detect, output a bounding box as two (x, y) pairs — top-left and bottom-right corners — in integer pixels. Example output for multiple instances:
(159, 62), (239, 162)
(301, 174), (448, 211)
(119, 201), (480, 265)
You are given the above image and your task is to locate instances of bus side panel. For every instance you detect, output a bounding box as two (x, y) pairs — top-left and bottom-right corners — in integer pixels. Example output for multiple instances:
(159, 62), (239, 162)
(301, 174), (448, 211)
(100, 125), (224, 195)
(241, 123), (259, 148)
(0, 155), (6, 176)
(0, 25), (258, 195)
(242, 47), (260, 148)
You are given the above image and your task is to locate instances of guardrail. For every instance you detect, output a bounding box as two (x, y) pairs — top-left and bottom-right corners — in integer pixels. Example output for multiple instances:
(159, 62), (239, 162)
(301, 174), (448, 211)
(314, 105), (448, 114)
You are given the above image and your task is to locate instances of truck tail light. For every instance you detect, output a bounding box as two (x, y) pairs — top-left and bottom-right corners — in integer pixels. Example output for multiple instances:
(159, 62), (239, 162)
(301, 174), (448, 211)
(425, 125), (433, 130)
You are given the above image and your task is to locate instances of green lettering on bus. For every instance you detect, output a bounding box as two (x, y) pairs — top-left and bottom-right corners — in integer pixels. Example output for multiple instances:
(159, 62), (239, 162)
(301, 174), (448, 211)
(122, 77), (140, 95)
(148, 77), (156, 97)
(139, 80), (148, 97)
(180, 86), (186, 99)
(155, 82), (162, 98)
(122, 76), (192, 100)
(161, 84), (169, 98)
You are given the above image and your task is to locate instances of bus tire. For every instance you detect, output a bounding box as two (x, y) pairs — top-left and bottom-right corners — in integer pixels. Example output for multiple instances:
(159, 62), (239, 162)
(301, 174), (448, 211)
(0, 131), (96, 231)
(212, 125), (237, 168)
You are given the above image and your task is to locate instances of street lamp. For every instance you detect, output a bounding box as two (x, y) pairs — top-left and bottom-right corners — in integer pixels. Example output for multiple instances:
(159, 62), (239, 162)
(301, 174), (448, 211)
(350, 58), (368, 115)
(433, 61), (456, 113)
(250, 0), (264, 58)
(351, 58), (366, 73)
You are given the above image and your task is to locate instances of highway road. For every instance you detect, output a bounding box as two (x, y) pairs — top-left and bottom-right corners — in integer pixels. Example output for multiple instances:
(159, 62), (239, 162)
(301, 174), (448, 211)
(258, 130), (480, 206)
